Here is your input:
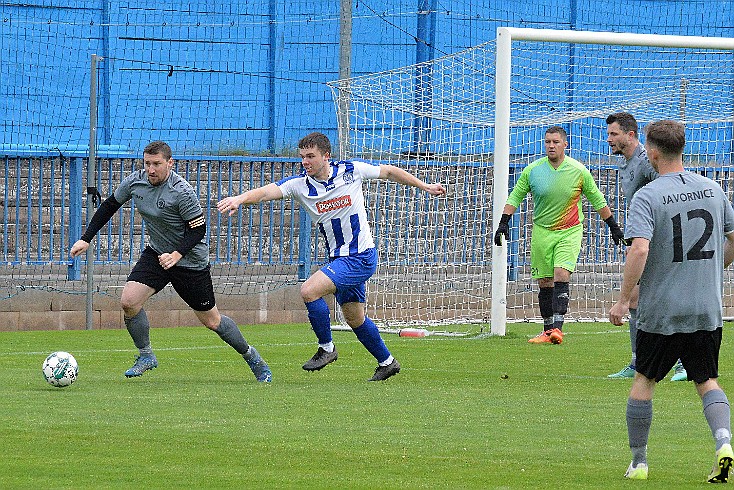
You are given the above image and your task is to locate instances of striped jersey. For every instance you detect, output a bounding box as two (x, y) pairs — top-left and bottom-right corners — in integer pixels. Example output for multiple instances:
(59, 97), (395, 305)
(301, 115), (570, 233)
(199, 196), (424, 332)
(506, 156), (608, 230)
(277, 159), (381, 258)
(114, 169), (209, 270)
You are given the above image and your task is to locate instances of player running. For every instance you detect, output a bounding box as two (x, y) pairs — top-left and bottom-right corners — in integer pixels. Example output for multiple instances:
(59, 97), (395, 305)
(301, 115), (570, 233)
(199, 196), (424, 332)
(217, 132), (446, 381)
(71, 141), (272, 382)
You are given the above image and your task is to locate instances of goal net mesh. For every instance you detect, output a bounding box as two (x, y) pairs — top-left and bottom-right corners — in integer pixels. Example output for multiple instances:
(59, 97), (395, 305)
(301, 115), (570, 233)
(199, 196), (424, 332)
(329, 38), (734, 330)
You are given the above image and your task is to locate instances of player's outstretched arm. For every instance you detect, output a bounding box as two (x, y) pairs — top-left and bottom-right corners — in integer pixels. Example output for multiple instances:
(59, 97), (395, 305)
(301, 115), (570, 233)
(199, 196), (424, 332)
(217, 183), (284, 216)
(70, 195), (123, 258)
(378, 164), (446, 196)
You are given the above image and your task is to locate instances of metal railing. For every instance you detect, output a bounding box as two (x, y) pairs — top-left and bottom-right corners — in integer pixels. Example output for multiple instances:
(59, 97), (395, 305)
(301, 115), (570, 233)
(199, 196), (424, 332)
(1, 151), (316, 281)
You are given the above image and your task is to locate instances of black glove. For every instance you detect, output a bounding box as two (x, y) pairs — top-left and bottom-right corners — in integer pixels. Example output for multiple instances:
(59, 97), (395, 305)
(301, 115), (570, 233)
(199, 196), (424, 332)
(494, 214), (512, 246)
(604, 216), (625, 246)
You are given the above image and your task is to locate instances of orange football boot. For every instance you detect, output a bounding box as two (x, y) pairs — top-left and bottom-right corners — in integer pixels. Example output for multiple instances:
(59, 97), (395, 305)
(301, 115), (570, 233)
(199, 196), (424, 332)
(548, 328), (564, 344)
(528, 330), (552, 343)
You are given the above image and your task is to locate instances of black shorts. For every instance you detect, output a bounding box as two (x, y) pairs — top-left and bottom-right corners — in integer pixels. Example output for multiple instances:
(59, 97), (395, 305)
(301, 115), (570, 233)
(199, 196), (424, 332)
(127, 247), (216, 312)
(636, 328), (722, 383)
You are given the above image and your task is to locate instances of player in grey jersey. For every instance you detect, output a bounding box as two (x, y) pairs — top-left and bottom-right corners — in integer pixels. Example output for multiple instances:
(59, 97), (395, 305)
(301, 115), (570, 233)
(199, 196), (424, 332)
(609, 120), (734, 482)
(606, 113), (686, 381)
(70, 141), (272, 382)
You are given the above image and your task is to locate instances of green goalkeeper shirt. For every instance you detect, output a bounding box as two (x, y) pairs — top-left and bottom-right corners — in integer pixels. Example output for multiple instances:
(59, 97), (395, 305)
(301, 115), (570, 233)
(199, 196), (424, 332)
(506, 156), (608, 230)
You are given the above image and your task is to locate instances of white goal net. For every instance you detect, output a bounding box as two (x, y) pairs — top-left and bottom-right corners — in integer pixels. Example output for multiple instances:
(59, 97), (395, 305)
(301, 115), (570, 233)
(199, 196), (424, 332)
(330, 28), (734, 335)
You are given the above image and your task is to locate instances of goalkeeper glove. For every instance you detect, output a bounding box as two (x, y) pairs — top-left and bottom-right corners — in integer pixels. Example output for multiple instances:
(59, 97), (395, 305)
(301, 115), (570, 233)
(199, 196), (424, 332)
(604, 216), (625, 246)
(494, 214), (512, 246)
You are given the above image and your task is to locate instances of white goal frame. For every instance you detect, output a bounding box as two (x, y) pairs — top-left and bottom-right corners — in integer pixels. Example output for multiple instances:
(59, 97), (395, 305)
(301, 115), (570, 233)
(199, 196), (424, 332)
(491, 27), (734, 336)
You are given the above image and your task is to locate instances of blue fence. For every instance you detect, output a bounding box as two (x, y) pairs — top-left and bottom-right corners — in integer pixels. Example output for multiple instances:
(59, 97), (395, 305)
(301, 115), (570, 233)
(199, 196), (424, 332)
(1, 151), (319, 281)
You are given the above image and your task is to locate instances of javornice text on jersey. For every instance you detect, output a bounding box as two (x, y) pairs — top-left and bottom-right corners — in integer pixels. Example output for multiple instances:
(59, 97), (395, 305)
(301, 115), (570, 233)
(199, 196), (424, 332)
(661, 187), (716, 205)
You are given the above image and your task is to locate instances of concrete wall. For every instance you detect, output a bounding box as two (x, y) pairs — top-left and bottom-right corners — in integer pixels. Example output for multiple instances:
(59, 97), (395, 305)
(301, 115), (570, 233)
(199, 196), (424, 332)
(0, 283), (331, 331)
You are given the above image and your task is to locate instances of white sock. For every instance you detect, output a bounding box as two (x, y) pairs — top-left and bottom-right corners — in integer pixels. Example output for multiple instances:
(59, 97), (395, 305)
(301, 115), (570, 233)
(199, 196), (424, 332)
(379, 355), (394, 367)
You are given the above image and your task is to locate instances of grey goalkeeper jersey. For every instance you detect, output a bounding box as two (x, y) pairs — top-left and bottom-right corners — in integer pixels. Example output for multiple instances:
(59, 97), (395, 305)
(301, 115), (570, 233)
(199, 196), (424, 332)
(627, 171), (734, 334)
(114, 170), (209, 270)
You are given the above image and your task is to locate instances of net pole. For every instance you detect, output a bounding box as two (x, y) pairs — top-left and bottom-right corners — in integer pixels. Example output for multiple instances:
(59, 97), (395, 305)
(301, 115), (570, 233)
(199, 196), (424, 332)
(85, 54), (100, 330)
(336, 0), (352, 159)
(490, 28), (512, 336)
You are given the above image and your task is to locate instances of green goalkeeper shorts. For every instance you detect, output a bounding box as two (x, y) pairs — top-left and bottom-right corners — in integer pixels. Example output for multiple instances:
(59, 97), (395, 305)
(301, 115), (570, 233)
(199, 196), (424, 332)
(530, 224), (583, 279)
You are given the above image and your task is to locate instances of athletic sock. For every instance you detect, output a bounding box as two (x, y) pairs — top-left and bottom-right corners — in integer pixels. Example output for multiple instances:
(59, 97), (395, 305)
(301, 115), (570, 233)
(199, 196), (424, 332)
(703, 389), (732, 451)
(626, 398), (652, 465)
(305, 298), (333, 345)
(214, 315), (251, 357)
(353, 317), (390, 364)
(319, 342), (335, 353)
(125, 309), (153, 356)
(553, 281), (569, 331)
(552, 314), (565, 332)
(628, 308), (638, 369)
(539, 287), (554, 330)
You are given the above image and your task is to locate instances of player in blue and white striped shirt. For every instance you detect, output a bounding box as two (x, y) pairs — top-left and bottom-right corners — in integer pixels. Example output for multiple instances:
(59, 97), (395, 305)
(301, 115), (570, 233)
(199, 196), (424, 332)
(218, 132), (446, 381)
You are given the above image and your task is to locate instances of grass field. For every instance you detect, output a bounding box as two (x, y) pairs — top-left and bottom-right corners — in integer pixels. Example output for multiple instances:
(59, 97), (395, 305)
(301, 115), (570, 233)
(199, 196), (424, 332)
(2, 321), (732, 489)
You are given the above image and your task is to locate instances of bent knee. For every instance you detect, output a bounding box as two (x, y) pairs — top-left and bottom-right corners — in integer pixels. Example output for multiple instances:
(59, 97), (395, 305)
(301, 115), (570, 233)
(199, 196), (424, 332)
(341, 304), (366, 328)
(120, 298), (141, 316)
(300, 282), (322, 303)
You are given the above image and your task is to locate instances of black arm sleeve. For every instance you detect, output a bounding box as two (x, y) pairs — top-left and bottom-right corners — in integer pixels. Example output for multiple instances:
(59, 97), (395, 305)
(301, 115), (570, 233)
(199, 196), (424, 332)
(175, 214), (206, 257)
(80, 195), (123, 242)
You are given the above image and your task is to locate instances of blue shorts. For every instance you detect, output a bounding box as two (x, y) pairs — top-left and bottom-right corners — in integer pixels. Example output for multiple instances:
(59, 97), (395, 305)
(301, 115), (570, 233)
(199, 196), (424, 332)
(320, 248), (377, 305)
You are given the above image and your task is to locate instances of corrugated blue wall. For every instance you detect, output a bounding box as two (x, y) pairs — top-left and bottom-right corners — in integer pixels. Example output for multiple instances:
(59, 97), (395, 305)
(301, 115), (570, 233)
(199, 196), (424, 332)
(2, 0), (733, 155)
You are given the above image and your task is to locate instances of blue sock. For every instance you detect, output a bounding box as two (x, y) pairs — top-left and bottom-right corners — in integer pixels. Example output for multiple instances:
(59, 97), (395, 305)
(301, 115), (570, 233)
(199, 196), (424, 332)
(305, 299), (332, 344)
(353, 317), (390, 364)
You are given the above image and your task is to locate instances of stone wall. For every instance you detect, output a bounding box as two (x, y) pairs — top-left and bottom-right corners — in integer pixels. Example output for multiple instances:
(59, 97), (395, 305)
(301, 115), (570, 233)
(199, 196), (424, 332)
(0, 283), (330, 331)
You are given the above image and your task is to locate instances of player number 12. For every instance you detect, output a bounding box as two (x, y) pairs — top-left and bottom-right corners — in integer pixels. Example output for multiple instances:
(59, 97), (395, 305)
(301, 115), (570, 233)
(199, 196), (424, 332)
(671, 208), (714, 263)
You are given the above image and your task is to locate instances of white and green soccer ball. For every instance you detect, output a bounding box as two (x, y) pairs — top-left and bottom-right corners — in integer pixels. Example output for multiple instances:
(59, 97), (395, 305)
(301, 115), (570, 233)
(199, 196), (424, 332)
(42, 351), (78, 388)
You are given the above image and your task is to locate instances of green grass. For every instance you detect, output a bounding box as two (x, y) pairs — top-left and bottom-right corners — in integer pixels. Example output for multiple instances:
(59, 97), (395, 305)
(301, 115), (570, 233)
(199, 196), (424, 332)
(1, 322), (732, 489)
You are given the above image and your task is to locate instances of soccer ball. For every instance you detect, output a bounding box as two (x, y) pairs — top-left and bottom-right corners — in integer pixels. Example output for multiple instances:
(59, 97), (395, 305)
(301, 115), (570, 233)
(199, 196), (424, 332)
(42, 351), (78, 388)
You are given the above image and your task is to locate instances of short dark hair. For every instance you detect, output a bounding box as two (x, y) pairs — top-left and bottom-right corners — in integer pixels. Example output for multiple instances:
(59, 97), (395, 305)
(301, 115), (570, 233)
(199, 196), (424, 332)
(606, 112), (639, 137)
(144, 141), (172, 160)
(644, 120), (685, 157)
(545, 126), (567, 140)
(298, 132), (331, 155)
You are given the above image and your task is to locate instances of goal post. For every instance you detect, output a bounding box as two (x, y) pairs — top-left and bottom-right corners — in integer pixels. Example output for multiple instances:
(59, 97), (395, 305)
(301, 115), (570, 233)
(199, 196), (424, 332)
(492, 27), (734, 336)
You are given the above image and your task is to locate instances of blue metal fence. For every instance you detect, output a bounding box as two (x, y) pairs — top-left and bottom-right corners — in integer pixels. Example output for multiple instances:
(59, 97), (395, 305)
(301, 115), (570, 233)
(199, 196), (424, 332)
(5, 151), (733, 289)
(1, 151), (317, 281)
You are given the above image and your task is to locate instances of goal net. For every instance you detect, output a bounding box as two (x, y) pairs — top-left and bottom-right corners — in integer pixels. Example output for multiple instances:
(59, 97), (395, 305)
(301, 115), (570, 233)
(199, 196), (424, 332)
(330, 28), (734, 334)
